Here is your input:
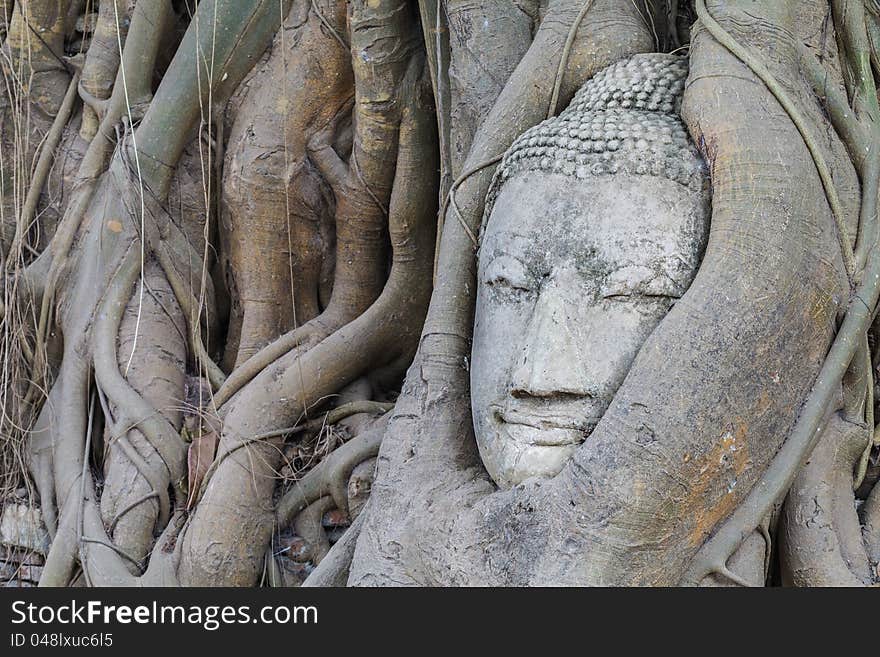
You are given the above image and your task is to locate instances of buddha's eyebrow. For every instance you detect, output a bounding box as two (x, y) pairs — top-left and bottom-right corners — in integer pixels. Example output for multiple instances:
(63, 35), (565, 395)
(480, 231), (529, 255)
(483, 253), (530, 270)
(483, 233), (545, 262)
(478, 252), (515, 278)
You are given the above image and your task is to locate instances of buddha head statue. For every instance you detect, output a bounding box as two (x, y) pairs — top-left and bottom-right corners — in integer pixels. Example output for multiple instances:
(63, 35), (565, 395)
(472, 53), (710, 489)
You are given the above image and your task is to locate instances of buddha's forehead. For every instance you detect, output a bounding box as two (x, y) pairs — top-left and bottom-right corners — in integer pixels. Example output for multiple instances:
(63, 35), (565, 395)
(480, 171), (705, 271)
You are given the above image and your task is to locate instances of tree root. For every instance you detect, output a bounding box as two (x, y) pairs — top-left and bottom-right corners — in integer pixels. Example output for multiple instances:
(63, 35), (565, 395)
(277, 416), (388, 527)
(220, 0), (350, 368)
(9, 72), (80, 259)
(77, 0), (137, 140)
(863, 481), (880, 569)
(175, 49), (438, 585)
(292, 496), (335, 565)
(98, 255), (188, 563)
(779, 412), (874, 586)
(695, 0), (855, 281)
(302, 509), (366, 587)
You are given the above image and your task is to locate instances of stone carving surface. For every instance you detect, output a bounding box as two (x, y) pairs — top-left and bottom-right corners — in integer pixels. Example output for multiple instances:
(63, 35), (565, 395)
(472, 54), (711, 489)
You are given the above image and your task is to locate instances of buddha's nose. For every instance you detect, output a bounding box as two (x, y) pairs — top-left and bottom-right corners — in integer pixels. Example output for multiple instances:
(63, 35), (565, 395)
(510, 283), (590, 399)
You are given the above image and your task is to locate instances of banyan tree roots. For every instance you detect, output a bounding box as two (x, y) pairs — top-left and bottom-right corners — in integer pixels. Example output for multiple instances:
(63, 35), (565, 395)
(1, 0), (879, 587)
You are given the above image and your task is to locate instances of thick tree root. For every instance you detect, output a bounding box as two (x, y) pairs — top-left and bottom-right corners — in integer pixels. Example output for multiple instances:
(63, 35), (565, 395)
(0, 0), (72, 255)
(99, 257), (187, 567)
(680, 0), (880, 586)
(779, 413), (875, 586)
(221, 0), (350, 367)
(175, 49), (438, 586)
(77, 0), (137, 140)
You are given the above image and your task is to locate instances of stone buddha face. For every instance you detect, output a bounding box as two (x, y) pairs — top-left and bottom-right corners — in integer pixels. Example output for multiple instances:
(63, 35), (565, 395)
(471, 54), (710, 489)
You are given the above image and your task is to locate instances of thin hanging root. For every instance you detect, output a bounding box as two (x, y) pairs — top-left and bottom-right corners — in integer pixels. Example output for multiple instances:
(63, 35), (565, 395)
(855, 336), (874, 489)
(665, 0), (682, 48)
(863, 481), (880, 564)
(681, 2), (880, 586)
(439, 153), (504, 257)
(9, 72), (80, 259)
(547, 0), (596, 118)
(311, 0), (347, 48)
(108, 491), (160, 534)
(154, 247), (225, 391)
(276, 417), (387, 527)
(79, 391), (96, 587)
(264, 545), (286, 587)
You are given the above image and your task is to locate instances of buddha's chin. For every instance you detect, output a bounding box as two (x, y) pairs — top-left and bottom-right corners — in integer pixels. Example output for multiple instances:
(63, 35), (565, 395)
(481, 422), (586, 489)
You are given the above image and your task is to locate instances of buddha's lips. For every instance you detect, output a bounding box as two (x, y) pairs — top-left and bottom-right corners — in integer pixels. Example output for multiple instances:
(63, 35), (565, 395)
(493, 406), (599, 446)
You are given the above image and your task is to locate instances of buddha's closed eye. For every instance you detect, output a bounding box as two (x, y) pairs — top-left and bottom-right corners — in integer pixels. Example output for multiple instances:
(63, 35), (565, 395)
(600, 265), (684, 300)
(482, 256), (536, 297)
